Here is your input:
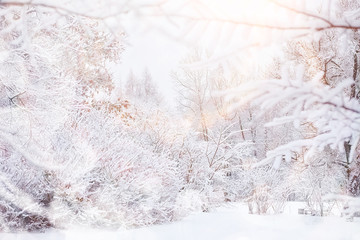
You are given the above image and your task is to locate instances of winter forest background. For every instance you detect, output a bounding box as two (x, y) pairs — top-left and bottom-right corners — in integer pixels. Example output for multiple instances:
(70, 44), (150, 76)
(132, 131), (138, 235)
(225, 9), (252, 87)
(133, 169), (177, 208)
(0, 0), (360, 234)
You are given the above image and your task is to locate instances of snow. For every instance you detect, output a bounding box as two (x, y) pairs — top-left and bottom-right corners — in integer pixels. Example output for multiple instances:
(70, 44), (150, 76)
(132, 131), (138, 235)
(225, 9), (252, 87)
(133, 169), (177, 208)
(1, 203), (359, 240)
(1, 0), (360, 239)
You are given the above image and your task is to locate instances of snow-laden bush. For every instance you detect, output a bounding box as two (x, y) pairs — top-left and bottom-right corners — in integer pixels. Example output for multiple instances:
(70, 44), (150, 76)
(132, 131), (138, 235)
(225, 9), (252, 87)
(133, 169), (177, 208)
(46, 108), (181, 229)
(174, 189), (206, 219)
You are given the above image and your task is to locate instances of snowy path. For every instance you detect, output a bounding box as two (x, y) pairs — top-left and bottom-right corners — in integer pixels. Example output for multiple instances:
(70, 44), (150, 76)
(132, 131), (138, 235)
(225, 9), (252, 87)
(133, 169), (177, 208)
(1, 203), (360, 240)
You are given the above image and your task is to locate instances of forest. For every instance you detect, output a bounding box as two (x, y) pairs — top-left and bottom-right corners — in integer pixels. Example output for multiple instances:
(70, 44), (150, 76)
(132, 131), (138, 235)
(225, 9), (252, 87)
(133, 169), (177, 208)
(0, 0), (359, 235)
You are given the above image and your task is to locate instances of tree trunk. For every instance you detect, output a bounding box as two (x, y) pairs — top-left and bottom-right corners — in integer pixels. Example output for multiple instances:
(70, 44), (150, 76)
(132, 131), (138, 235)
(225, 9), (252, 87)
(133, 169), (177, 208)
(345, 48), (359, 194)
(351, 50), (358, 98)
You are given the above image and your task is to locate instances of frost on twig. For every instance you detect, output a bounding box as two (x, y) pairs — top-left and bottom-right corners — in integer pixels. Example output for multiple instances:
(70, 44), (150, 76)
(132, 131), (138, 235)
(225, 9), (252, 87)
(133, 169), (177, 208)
(227, 67), (360, 167)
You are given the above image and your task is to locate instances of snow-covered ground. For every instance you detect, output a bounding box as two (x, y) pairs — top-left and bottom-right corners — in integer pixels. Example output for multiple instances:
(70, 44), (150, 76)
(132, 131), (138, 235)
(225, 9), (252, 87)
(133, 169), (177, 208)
(1, 203), (360, 240)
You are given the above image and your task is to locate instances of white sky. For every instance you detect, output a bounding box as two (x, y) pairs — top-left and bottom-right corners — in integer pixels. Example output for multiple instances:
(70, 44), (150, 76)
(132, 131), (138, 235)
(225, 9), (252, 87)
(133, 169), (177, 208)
(112, 0), (310, 106)
(114, 19), (188, 107)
